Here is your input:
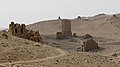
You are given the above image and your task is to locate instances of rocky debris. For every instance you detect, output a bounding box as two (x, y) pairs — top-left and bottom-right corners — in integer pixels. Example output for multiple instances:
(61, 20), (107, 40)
(83, 34), (93, 39)
(30, 36), (42, 43)
(111, 53), (118, 57)
(69, 39), (78, 42)
(1, 33), (8, 39)
(81, 38), (98, 51)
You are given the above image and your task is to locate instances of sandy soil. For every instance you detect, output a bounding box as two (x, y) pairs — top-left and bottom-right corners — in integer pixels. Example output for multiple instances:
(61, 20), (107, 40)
(0, 32), (62, 67)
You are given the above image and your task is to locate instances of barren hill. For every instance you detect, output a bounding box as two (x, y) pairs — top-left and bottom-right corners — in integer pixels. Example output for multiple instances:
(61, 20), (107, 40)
(25, 13), (120, 67)
(27, 13), (120, 39)
(0, 32), (60, 63)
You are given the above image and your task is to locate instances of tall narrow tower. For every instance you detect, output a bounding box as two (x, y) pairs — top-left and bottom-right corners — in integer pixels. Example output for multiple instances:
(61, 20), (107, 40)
(61, 19), (72, 38)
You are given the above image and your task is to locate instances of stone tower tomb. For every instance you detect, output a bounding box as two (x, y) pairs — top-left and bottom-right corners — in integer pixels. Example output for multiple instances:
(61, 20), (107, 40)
(61, 19), (72, 38)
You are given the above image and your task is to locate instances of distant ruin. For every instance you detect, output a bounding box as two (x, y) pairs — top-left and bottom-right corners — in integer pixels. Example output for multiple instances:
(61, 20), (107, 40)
(56, 19), (72, 39)
(62, 19), (72, 37)
(73, 33), (77, 37)
(58, 16), (61, 19)
(8, 22), (42, 43)
(81, 38), (98, 51)
(56, 19), (98, 51)
(77, 16), (81, 19)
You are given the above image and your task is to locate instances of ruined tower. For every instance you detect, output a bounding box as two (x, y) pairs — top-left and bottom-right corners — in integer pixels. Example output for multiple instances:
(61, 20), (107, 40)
(61, 19), (72, 38)
(9, 22), (15, 35)
(21, 24), (26, 34)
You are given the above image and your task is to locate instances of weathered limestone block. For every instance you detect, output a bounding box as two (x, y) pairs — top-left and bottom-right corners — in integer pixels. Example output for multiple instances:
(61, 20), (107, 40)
(56, 32), (63, 39)
(81, 38), (98, 51)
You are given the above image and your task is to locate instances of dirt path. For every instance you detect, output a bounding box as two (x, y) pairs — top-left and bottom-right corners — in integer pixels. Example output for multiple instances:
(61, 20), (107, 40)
(0, 48), (66, 66)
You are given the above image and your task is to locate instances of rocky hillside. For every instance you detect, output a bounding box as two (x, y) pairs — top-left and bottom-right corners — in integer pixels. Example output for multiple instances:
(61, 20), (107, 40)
(0, 32), (60, 63)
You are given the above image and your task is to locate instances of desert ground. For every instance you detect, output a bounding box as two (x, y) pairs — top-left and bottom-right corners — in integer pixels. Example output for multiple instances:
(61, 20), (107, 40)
(0, 13), (120, 67)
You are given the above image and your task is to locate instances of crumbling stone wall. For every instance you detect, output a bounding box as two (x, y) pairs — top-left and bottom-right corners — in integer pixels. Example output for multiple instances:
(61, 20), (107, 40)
(81, 38), (98, 51)
(30, 30), (42, 42)
(73, 33), (77, 37)
(8, 22), (42, 43)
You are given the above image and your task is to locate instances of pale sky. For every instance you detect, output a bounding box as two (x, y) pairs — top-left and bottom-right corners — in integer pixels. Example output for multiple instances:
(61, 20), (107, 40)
(0, 0), (120, 28)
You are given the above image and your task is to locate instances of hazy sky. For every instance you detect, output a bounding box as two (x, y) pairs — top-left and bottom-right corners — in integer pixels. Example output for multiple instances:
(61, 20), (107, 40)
(0, 0), (120, 28)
